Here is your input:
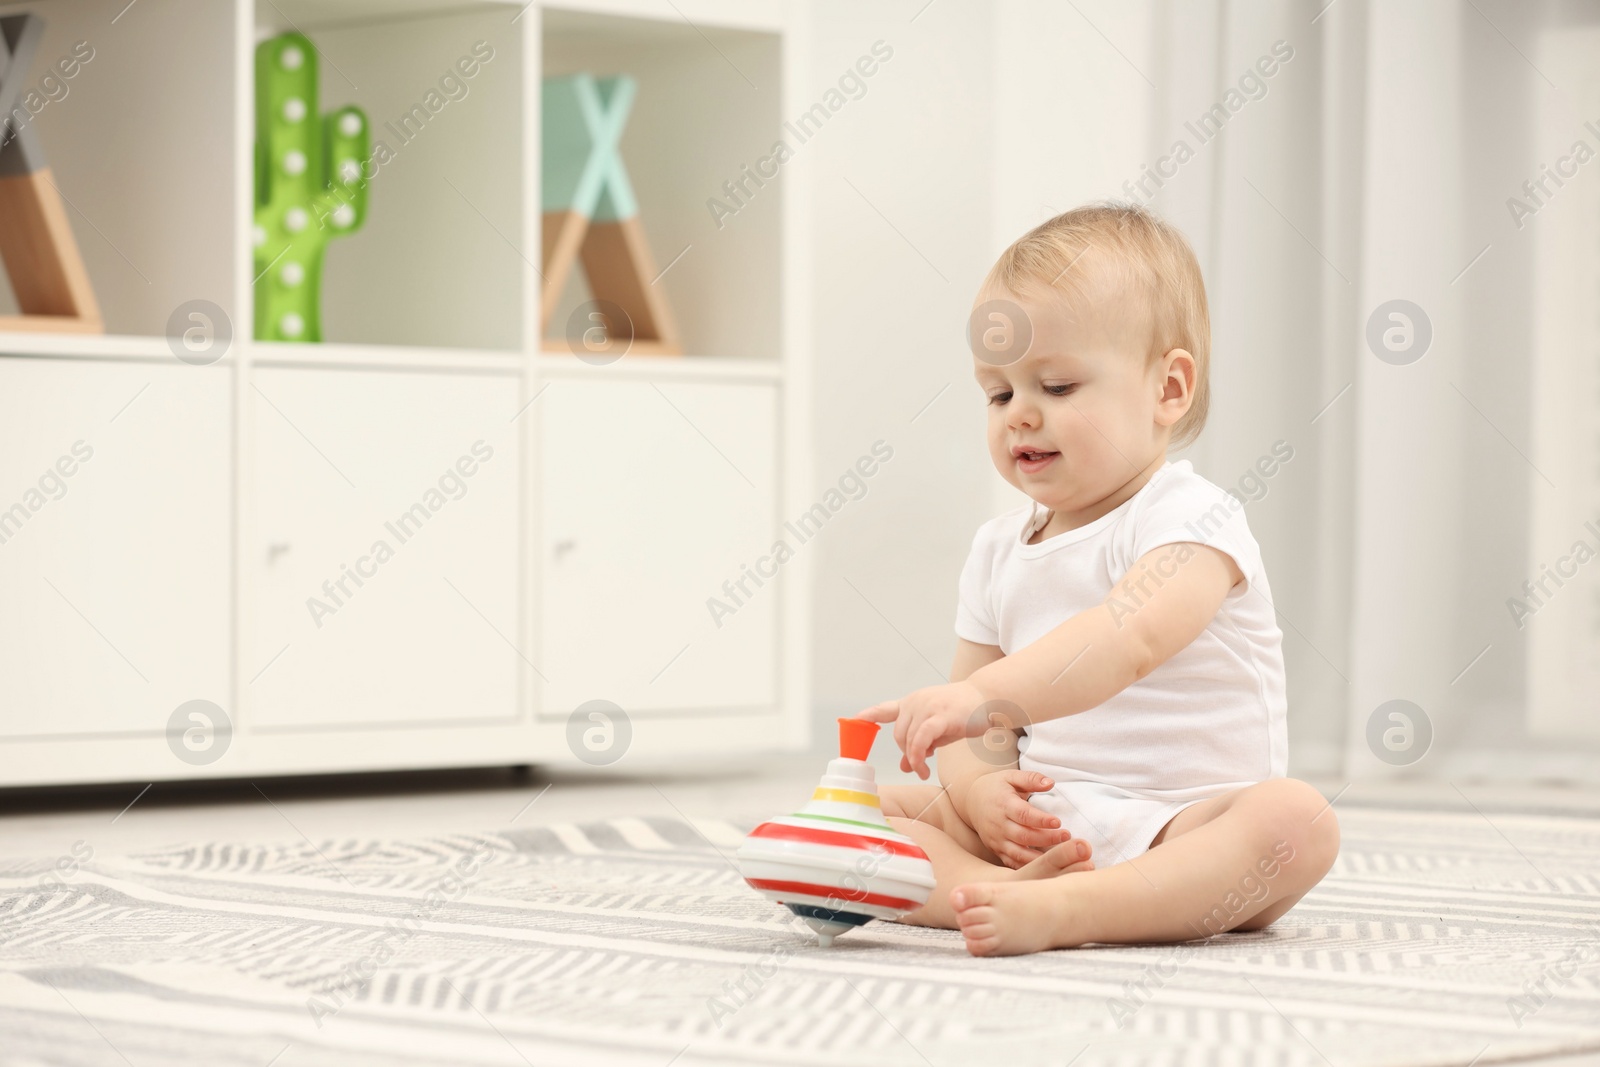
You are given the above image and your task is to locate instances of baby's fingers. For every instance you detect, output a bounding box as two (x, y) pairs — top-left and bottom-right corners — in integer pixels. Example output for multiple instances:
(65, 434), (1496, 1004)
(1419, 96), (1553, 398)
(1007, 798), (1063, 831)
(1003, 770), (1055, 795)
(994, 841), (1038, 869)
(1004, 801), (1071, 850)
(855, 701), (900, 723)
(892, 707), (914, 769)
(907, 718), (944, 780)
(1008, 824), (1074, 851)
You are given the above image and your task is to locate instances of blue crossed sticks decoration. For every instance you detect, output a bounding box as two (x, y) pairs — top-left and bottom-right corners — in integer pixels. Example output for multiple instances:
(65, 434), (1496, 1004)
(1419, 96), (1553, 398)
(0, 13), (101, 331)
(540, 73), (678, 354)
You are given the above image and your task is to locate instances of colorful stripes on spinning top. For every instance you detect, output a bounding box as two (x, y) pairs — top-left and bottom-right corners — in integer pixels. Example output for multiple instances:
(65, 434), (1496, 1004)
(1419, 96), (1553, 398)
(810, 787), (880, 808)
(747, 821), (926, 858)
(745, 878), (920, 912)
(788, 812), (894, 833)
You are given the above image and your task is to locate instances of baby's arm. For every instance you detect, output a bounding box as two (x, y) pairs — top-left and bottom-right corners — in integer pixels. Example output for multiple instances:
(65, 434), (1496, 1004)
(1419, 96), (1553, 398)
(880, 638), (1074, 867)
(937, 638), (1009, 813)
(864, 542), (1243, 775)
(966, 542), (1244, 727)
(935, 640), (1079, 866)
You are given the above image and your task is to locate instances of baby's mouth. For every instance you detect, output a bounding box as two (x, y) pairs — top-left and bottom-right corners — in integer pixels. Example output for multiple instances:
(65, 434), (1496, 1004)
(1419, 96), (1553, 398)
(1014, 448), (1059, 472)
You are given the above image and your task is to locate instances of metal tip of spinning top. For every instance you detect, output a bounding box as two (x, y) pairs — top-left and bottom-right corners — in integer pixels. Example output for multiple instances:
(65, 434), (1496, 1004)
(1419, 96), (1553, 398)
(786, 903), (872, 947)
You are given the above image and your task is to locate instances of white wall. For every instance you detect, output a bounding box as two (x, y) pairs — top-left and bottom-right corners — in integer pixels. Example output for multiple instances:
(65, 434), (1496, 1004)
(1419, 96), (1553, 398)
(804, 0), (998, 742)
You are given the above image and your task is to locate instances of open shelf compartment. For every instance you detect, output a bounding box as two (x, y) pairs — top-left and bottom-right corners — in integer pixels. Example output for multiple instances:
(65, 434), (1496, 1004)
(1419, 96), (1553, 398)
(0, 0), (237, 342)
(540, 5), (783, 361)
(252, 0), (526, 351)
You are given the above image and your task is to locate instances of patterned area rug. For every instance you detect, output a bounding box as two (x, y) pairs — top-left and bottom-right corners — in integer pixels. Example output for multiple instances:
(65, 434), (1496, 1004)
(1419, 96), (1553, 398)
(1, 805), (1598, 1066)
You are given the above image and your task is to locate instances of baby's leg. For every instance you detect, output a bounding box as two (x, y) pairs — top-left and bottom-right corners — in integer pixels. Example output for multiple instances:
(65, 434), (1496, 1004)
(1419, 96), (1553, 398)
(949, 778), (1340, 955)
(881, 784), (1093, 929)
(880, 783), (994, 860)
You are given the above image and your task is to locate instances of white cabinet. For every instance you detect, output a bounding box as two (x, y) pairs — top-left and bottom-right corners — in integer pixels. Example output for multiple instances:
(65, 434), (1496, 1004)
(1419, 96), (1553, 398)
(0, 356), (804, 785)
(247, 366), (523, 731)
(537, 377), (780, 718)
(0, 357), (230, 741)
(0, 0), (809, 784)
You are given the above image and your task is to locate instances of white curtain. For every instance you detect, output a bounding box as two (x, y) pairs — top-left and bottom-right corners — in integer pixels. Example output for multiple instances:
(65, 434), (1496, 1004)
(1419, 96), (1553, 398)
(1134, 0), (1599, 782)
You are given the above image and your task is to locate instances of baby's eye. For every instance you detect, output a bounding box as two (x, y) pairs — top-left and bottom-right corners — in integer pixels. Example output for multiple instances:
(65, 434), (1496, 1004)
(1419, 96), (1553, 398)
(987, 391), (1012, 405)
(1044, 383), (1078, 396)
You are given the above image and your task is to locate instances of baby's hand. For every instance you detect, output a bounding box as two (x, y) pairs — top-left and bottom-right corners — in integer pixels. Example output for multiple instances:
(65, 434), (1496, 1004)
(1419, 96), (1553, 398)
(965, 770), (1075, 868)
(856, 680), (988, 779)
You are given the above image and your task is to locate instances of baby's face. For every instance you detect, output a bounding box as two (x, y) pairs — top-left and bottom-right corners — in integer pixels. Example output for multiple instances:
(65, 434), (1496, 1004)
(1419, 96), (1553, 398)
(972, 279), (1172, 519)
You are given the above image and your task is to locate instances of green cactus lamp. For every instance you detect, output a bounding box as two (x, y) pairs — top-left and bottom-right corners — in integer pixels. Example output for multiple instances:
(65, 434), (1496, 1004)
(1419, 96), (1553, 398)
(252, 33), (368, 342)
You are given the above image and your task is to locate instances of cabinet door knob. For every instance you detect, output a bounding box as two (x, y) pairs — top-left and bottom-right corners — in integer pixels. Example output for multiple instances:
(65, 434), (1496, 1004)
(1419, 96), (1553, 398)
(267, 542), (291, 562)
(552, 538), (575, 559)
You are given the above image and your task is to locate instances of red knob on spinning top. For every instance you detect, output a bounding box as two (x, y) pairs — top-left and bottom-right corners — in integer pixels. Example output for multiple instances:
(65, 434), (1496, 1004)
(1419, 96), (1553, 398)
(838, 717), (878, 761)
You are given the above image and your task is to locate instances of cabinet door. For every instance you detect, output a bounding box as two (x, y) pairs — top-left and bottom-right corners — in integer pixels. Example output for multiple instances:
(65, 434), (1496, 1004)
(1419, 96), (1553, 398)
(0, 357), (231, 740)
(249, 367), (522, 730)
(538, 377), (779, 717)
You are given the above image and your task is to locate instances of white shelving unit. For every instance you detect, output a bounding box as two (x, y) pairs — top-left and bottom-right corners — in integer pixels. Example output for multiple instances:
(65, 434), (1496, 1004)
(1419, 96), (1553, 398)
(0, 0), (811, 786)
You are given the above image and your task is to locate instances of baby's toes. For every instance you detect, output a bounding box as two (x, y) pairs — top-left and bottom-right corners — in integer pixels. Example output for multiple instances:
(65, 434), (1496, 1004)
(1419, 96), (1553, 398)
(950, 885), (1001, 954)
(961, 923), (1002, 956)
(1015, 838), (1091, 879)
(1053, 843), (1094, 874)
(950, 883), (997, 917)
(1054, 841), (1094, 873)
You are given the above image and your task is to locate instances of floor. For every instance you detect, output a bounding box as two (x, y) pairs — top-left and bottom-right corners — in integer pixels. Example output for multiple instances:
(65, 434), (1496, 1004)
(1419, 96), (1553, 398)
(3, 758), (1600, 1066)
(3, 756), (1600, 863)
(0, 755), (835, 863)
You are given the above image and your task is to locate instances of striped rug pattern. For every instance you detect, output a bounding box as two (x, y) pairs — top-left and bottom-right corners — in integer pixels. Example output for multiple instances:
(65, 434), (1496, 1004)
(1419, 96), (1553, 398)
(0, 805), (1598, 1066)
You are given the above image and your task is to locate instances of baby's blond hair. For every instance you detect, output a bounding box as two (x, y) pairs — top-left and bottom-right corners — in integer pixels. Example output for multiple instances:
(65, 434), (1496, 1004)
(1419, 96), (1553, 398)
(981, 202), (1210, 449)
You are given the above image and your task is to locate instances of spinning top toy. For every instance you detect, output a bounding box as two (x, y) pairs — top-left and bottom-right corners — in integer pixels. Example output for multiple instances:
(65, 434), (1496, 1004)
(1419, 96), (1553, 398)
(736, 717), (936, 946)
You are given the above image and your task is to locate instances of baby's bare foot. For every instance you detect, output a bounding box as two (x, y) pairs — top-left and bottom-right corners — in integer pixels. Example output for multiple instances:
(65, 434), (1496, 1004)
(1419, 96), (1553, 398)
(950, 879), (1082, 956)
(1012, 837), (1093, 879)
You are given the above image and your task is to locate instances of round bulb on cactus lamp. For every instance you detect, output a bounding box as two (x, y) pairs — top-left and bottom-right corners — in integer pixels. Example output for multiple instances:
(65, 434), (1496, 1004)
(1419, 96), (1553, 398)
(735, 718), (935, 947)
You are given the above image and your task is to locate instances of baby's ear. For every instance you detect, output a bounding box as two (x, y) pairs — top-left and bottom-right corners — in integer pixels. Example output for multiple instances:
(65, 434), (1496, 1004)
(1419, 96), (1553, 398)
(1156, 349), (1195, 423)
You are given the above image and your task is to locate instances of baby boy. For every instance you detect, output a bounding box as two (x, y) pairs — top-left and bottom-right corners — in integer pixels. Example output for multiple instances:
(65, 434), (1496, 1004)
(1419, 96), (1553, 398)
(858, 203), (1339, 955)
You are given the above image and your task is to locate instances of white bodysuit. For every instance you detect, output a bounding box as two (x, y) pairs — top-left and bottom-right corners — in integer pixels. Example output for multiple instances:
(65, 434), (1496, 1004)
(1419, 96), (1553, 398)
(954, 459), (1288, 865)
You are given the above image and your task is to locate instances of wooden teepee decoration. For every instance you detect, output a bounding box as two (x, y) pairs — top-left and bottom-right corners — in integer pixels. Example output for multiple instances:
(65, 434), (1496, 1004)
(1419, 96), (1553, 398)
(541, 74), (678, 356)
(0, 13), (101, 333)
